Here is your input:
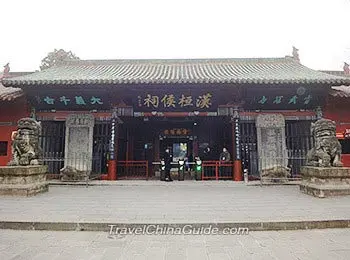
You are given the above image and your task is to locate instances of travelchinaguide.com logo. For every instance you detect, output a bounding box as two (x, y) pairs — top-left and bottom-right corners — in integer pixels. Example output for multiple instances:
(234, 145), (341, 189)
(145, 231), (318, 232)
(108, 224), (249, 235)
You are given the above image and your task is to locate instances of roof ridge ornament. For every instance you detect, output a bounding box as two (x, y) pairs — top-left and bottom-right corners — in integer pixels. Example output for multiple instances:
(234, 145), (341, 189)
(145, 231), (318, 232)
(343, 62), (349, 75)
(0, 63), (10, 79)
(292, 46), (300, 63)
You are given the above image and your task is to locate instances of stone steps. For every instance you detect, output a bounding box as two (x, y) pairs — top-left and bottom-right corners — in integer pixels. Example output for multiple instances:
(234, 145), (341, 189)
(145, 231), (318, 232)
(1, 219), (349, 232)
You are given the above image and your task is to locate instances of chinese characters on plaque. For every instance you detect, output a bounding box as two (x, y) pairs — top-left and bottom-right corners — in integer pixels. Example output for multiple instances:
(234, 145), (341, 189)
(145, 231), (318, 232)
(163, 128), (191, 136)
(257, 94), (312, 105)
(233, 117), (241, 160)
(245, 86), (322, 109)
(42, 96), (104, 106)
(138, 93), (213, 109)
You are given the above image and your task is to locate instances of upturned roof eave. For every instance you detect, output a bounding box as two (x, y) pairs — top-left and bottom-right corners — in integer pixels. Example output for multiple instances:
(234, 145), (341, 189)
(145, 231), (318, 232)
(3, 57), (350, 87)
(3, 78), (350, 87)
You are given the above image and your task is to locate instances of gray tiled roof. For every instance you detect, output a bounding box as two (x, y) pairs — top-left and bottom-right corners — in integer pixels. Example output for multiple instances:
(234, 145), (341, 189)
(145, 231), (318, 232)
(319, 70), (350, 77)
(320, 70), (350, 97)
(0, 72), (30, 101)
(0, 82), (23, 101)
(2, 58), (350, 86)
(330, 85), (350, 98)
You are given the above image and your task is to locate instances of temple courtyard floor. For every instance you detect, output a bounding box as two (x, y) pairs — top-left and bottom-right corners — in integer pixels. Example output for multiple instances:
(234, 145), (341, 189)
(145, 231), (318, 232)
(1, 181), (350, 259)
(0, 229), (350, 260)
(0, 181), (350, 229)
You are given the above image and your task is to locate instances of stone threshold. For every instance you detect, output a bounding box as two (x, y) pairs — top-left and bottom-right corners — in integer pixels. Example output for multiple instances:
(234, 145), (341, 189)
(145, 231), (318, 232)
(48, 180), (246, 186)
(0, 220), (349, 232)
(47, 180), (301, 187)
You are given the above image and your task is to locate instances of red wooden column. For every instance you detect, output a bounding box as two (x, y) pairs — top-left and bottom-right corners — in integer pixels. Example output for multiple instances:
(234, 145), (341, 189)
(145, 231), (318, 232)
(231, 107), (243, 181)
(108, 160), (117, 180)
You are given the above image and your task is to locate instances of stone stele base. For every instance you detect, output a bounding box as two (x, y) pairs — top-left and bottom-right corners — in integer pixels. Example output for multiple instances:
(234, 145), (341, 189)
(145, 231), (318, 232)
(300, 166), (350, 198)
(0, 165), (49, 196)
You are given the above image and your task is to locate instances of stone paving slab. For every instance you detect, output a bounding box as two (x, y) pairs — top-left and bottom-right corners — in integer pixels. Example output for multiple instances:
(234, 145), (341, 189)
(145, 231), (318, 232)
(1, 229), (350, 260)
(0, 182), (349, 228)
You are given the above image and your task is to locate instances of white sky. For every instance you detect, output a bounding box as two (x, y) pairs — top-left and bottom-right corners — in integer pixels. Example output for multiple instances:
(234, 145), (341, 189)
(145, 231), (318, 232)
(1, 0), (349, 72)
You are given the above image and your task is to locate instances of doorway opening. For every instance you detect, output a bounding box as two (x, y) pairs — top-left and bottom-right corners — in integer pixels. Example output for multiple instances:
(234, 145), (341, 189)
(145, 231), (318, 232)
(160, 137), (193, 162)
(118, 116), (232, 179)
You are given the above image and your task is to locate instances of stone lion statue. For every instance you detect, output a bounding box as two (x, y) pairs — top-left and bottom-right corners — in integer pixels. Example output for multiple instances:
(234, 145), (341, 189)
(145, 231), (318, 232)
(306, 119), (343, 167)
(8, 118), (42, 166)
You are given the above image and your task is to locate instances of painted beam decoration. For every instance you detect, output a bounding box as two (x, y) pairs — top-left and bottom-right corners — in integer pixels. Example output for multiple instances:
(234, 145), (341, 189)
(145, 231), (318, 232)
(29, 90), (217, 112)
(27, 86), (325, 111)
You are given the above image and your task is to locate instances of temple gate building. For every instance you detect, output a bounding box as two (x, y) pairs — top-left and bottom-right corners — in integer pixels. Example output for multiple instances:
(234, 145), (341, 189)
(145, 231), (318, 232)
(2, 55), (350, 180)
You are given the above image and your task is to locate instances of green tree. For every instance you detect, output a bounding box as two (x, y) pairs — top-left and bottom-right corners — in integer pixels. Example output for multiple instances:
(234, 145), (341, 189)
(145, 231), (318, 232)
(40, 49), (79, 70)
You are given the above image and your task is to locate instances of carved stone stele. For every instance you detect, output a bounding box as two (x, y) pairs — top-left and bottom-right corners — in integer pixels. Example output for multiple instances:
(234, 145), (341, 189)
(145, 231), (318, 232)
(256, 114), (290, 182)
(60, 114), (95, 181)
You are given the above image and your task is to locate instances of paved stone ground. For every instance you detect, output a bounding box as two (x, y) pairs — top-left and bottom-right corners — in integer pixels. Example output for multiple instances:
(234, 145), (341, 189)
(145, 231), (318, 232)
(0, 229), (350, 259)
(0, 182), (350, 223)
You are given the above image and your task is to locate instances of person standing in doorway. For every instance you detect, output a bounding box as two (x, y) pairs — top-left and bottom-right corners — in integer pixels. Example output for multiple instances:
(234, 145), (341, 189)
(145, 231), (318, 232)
(219, 147), (231, 163)
(164, 148), (173, 182)
(203, 146), (211, 161)
(219, 147), (231, 177)
(187, 152), (194, 171)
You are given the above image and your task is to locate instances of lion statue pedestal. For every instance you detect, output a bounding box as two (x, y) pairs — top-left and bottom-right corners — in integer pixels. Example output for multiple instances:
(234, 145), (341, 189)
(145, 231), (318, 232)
(300, 119), (350, 198)
(0, 165), (48, 196)
(0, 118), (49, 196)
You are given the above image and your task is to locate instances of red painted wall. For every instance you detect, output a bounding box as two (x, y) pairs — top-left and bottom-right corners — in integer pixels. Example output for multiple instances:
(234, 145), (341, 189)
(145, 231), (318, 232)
(324, 96), (350, 167)
(0, 97), (29, 166)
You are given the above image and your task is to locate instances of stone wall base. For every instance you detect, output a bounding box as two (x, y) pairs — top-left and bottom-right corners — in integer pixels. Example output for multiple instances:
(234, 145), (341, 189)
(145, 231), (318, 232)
(0, 166), (49, 196)
(300, 166), (350, 198)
